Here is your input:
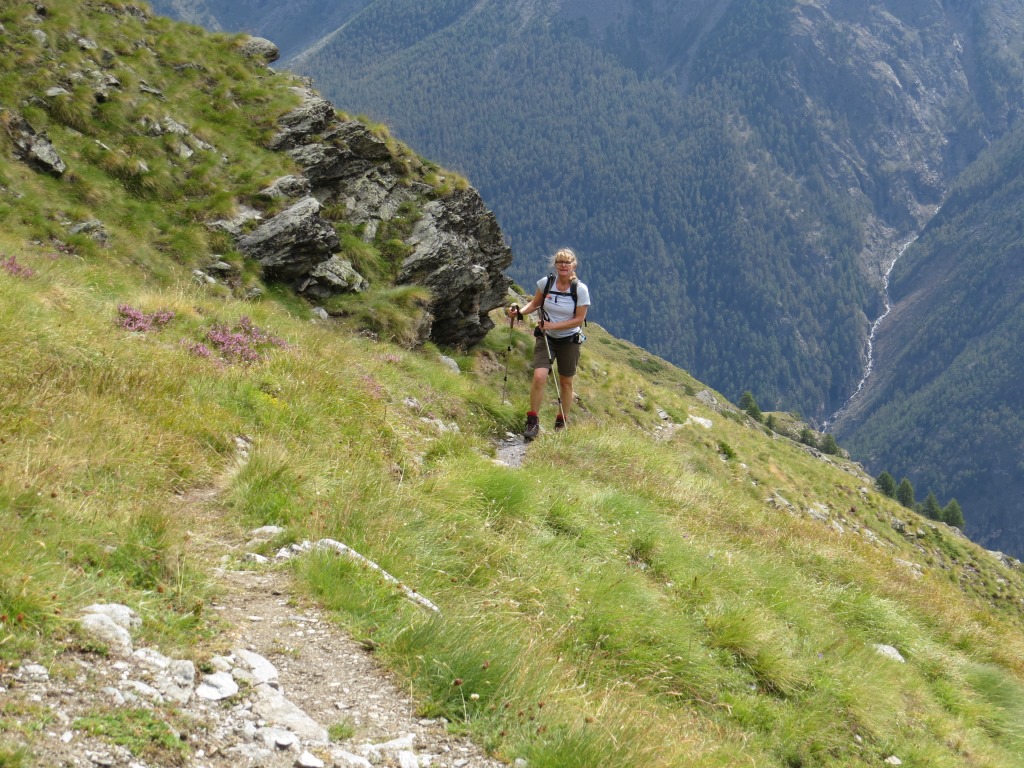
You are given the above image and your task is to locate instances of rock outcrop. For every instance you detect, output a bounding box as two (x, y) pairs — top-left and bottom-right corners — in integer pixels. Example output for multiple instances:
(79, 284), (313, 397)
(236, 86), (512, 350)
(399, 190), (513, 349)
(5, 112), (66, 176)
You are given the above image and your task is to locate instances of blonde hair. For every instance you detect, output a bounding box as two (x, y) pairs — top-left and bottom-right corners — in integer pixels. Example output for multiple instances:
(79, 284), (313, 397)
(552, 248), (578, 280)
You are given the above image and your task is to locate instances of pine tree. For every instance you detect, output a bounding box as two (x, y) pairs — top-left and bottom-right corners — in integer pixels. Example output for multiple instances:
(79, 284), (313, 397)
(799, 428), (817, 448)
(943, 499), (965, 529)
(876, 471), (897, 498)
(820, 433), (840, 455)
(739, 391), (762, 422)
(896, 478), (915, 509)
(923, 491), (942, 521)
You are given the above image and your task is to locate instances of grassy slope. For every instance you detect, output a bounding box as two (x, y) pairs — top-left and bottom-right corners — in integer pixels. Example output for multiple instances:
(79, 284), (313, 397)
(1, 2), (1024, 766)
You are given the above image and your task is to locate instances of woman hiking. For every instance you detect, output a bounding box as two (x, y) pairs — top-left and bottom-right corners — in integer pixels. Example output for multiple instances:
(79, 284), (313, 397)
(508, 248), (591, 440)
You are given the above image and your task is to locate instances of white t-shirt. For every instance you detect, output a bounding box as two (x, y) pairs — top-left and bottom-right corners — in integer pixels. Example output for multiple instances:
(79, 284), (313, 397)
(536, 276), (591, 339)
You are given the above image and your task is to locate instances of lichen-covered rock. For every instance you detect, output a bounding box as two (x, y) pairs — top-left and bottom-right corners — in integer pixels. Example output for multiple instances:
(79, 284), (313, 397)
(6, 112), (66, 176)
(237, 196), (339, 281)
(247, 85), (514, 349)
(261, 174), (311, 200)
(269, 87), (335, 151)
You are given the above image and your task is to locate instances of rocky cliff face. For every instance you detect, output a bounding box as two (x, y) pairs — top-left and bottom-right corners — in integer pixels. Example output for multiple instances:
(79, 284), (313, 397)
(234, 80), (513, 350)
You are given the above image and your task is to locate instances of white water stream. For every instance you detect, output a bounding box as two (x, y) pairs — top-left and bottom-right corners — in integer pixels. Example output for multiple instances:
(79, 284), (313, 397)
(824, 234), (918, 430)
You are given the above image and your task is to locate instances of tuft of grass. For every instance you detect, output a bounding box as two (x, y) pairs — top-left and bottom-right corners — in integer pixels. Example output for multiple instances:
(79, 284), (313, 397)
(73, 708), (189, 762)
(327, 718), (357, 742)
(322, 284), (433, 347)
(0, 747), (29, 768)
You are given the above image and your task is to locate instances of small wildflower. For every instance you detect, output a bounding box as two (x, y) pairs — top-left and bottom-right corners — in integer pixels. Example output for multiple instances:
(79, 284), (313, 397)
(116, 304), (175, 332)
(180, 339), (212, 358)
(1, 254), (35, 278)
(201, 317), (289, 364)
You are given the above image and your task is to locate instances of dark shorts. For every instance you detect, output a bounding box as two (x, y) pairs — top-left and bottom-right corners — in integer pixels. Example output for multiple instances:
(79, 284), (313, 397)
(532, 333), (582, 377)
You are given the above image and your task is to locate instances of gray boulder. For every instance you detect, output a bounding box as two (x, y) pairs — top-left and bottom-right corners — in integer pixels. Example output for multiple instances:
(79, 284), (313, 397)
(255, 85), (514, 349)
(299, 256), (368, 300)
(237, 197), (339, 281)
(8, 113), (66, 176)
(261, 174), (311, 200)
(269, 87), (335, 151)
(78, 613), (133, 656)
(286, 121), (391, 193)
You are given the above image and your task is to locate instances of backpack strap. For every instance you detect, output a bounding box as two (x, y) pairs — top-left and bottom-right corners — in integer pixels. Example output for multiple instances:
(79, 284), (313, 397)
(570, 278), (587, 327)
(541, 273), (555, 321)
(542, 274), (587, 327)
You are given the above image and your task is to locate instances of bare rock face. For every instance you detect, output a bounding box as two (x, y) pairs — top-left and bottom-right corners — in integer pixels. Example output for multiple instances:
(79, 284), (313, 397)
(239, 85), (513, 350)
(400, 189), (512, 349)
(268, 87), (335, 151)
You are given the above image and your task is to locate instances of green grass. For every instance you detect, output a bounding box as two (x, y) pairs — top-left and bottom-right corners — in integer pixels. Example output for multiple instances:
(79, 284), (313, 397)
(1, 2), (1024, 766)
(73, 708), (189, 762)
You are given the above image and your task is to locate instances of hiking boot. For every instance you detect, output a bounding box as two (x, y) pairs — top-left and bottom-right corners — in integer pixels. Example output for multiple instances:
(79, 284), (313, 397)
(524, 412), (540, 441)
(554, 415), (566, 431)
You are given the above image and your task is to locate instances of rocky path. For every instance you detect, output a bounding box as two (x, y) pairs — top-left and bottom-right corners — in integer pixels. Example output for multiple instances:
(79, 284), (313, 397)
(1, 547), (508, 768)
(493, 432), (528, 469)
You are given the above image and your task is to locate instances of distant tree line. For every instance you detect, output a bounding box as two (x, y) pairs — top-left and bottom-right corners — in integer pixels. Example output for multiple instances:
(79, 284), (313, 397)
(875, 471), (965, 529)
(739, 391), (842, 456)
(739, 390), (964, 529)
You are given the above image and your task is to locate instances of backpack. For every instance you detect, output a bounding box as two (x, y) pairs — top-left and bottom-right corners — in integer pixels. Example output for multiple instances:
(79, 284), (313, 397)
(542, 273), (587, 327)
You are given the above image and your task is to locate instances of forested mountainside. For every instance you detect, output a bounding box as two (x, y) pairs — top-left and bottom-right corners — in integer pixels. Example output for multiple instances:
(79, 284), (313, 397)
(149, 0), (1024, 557)
(6, 3), (1024, 766)
(833, 120), (1024, 558)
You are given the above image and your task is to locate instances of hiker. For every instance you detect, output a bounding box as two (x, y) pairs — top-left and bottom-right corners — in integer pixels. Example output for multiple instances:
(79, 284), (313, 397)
(507, 248), (591, 440)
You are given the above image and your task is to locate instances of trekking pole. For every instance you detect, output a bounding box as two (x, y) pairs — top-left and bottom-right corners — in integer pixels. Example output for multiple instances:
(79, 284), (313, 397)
(541, 325), (567, 427)
(500, 305), (520, 403)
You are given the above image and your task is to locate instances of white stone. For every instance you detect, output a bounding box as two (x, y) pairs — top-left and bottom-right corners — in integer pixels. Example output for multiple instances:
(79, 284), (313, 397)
(873, 644), (906, 663)
(296, 751), (325, 768)
(373, 733), (416, 752)
(82, 603), (141, 630)
(133, 648), (171, 670)
(78, 614), (133, 656)
(125, 680), (165, 702)
(233, 648), (280, 685)
(252, 683), (328, 743)
(196, 671), (239, 701)
(20, 663), (49, 681)
(333, 752), (372, 768)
